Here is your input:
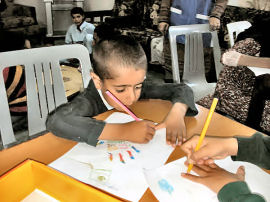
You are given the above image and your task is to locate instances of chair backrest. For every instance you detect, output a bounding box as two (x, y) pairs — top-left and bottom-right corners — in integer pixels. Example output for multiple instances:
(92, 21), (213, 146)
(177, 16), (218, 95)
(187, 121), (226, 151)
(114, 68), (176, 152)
(0, 44), (92, 148)
(169, 24), (223, 84)
(227, 21), (252, 47)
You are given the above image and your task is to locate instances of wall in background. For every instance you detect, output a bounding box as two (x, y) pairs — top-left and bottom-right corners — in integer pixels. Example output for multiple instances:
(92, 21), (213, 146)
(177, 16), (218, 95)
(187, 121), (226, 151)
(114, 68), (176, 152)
(84, 0), (114, 11)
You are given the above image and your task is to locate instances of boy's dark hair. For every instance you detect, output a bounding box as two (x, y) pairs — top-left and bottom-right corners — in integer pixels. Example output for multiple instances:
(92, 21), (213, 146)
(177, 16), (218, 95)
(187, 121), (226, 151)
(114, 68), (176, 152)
(94, 23), (120, 41)
(92, 35), (147, 80)
(70, 7), (85, 16)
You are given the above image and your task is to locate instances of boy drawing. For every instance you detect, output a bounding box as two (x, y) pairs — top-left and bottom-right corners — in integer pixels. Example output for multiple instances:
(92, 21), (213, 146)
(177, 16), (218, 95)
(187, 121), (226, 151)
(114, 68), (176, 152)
(65, 7), (95, 53)
(46, 35), (198, 147)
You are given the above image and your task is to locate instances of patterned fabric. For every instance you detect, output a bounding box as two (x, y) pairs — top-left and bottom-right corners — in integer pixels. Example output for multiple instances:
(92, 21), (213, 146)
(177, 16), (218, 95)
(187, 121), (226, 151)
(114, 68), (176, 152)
(197, 38), (270, 135)
(218, 7), (270, 48)
(1, 0), (34, 18)
(1, 16), (35, 29)
(113, 0), (162, 29)
(0, 0), (43, 46)
(3, 65), (27, 115)
(109, 0), (163, 61)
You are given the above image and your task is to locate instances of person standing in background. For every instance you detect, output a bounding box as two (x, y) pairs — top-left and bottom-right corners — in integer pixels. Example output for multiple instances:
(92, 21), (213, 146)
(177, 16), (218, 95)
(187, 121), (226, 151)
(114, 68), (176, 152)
(158, 0), (228, 82)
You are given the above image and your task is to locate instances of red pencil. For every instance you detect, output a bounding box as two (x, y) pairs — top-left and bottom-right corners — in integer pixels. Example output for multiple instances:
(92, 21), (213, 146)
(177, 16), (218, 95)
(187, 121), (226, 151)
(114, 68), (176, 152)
(108, 153), (113, 161)
(119, 153), (125, 164)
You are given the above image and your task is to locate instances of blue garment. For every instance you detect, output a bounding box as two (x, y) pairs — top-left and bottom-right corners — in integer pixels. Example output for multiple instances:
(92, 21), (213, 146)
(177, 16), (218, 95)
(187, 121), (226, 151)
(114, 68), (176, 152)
(170, 0), (213, 45)
(65, 21), (95, 53)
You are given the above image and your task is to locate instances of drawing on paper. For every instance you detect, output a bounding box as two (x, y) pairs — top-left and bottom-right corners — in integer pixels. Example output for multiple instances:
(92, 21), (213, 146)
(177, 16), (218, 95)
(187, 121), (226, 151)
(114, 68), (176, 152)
(97, 140), (139, 164)
(158, 179), (174, 194)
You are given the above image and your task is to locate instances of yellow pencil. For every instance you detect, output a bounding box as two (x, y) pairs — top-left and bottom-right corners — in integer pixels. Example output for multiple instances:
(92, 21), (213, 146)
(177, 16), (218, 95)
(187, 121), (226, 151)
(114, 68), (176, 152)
(187, 98), (218, 173)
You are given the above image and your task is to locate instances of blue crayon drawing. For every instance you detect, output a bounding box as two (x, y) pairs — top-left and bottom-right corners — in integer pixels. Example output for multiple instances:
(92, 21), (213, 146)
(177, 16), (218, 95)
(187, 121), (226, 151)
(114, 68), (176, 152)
(97, 140), (104, 145)
(131, 146), (140, 153)
(158, 179), (174, 194)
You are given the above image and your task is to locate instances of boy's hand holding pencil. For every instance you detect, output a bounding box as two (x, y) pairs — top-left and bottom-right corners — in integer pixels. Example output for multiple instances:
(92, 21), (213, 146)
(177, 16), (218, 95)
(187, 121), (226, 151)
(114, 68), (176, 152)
(101, 90), (156, 144)
(181, 135), (238, 166)
(100, 118), (156, 144)
(121, 121), (156, 143)
(181, 98), (238, 166)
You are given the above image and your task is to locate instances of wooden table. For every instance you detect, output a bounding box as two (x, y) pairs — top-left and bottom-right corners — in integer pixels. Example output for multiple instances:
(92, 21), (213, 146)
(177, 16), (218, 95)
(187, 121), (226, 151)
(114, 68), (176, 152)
(61, 65), (83, 99)
(0, 100), (265, 201)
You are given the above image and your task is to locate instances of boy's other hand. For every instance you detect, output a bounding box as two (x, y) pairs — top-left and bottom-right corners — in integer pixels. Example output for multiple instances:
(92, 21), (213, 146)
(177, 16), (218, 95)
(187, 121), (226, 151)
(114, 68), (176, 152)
(181, 161), (245, 193)
(181, 136), (238, 165)
(123, 120), (156, 143)
(158, 22), (169, 35)
(209, 17), (221, 31)
(156, 103), (188, 147)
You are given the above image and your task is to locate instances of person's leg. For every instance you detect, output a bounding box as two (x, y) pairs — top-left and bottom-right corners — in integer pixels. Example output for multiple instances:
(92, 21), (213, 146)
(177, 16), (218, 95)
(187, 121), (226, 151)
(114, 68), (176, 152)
(204, 47), (217, 83)
(162, 37), (185, 82)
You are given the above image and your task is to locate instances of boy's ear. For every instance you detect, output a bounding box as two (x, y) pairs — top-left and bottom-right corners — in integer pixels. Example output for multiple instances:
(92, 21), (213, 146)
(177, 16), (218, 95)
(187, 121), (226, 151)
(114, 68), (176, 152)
(90, 72), (102, 90)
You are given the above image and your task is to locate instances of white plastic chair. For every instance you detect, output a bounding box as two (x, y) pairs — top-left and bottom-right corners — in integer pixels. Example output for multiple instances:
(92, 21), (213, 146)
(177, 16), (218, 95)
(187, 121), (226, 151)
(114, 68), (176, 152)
(0, 44), (92, 148)
(227, 21), (252, 47)
(169, 24), (223, 101)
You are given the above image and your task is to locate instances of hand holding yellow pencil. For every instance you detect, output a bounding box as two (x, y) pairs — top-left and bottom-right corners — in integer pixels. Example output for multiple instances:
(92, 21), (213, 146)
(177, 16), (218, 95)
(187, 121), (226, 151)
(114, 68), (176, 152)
(187, 98), (218, 173)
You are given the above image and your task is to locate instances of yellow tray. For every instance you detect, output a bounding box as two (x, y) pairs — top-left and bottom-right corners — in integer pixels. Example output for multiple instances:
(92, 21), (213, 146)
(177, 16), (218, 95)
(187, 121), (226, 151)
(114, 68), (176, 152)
(0, 159), (121, 202)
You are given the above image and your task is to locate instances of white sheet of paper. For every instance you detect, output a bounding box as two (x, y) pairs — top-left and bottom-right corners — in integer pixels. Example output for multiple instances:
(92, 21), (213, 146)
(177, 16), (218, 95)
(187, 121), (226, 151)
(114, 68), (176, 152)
(49, 112), (174, 202)
(21, 189), (59, 202)
(144, 157), (270, 202)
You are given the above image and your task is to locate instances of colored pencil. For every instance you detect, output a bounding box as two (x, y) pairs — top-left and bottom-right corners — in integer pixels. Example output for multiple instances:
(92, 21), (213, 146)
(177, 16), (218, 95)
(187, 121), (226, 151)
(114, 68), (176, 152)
(187, 98), (218, 173)
(119, 153), (125, 164)
(105, 90), (140, 121)
(127, 150), (134, 159)
(108, 153), (113, 161)
(131, 146), (140, 153)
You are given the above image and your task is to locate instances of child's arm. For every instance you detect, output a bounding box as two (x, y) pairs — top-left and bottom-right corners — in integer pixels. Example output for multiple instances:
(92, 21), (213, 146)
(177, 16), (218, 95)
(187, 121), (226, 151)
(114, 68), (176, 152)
(156, 102), (188, 146)
(181, 135), (238, 164)
(140, 82), (198, 146)
(222, 50), (270, 68)
(46, 80), (157, 146)
(181, 162), (265, 201)
(46, 98), (106, 146)
(85, 23), (95, 35)
(65, 26), (73, 44)
(182, 132), (270, 170)
(99, 120), (156, 143)
(140, 82), (198, 116)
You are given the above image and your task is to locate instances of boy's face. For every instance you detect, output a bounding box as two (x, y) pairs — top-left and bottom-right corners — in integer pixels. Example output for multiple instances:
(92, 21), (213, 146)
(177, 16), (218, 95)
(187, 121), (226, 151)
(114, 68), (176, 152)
(92, 65), (146, 111)
(72, 13), (84, 25)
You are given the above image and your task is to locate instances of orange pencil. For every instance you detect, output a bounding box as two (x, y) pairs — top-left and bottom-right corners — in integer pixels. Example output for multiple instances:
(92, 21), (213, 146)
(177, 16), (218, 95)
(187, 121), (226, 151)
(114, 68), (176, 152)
(187, 98), (218, 173)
